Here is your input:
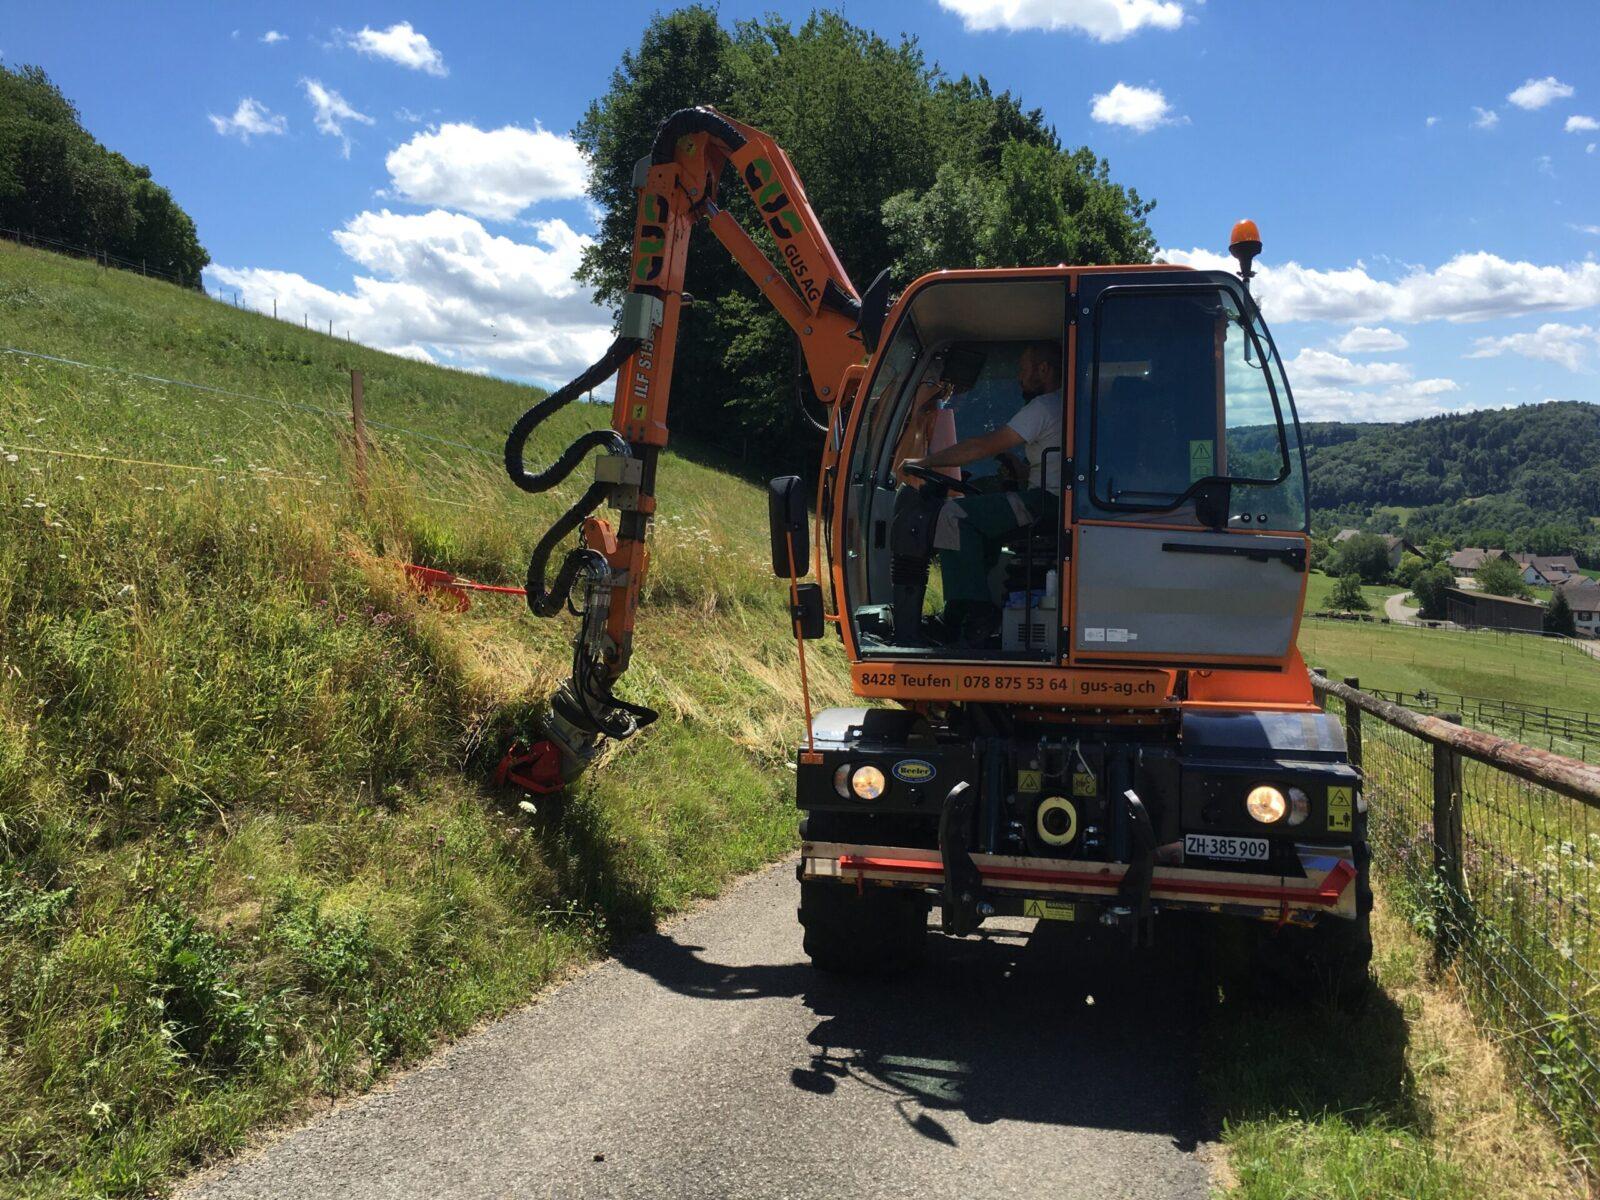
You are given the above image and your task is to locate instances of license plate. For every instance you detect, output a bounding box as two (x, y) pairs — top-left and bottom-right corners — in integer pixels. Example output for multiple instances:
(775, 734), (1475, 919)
(1184, 833), (1269, 862)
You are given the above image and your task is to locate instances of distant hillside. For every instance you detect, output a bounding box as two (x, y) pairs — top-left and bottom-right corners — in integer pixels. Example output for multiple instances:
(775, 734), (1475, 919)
(1281, 402), (1600, 550)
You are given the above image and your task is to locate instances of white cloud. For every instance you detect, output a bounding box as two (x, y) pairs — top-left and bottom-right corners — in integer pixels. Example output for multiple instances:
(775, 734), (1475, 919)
(1472, 106), (1500, 130)
(1291, 376), (1460, 423)
(1537, 154), (1557, 178)
(204, 210), (611, 387)
(937, 0), (1183, 40)
(1566, 114), (1600, 133)
(1507, 76), (1575, 110)
(1288, 348), (1411, 387)
(208, 98), (286, 142)
(1334, 326), (1409, 353)
(260, 30), (287, 44)
(301, 79), (374, 158)
(1089, 82), (1177, 133)
(1425, 115), (1441, 127)
(346, 21), (446, 76)
(1466, 323), (1599, 372)
(1158, 247), (1600, 325)
(395, 107), (425, 124)
(1573, 224), (1600, 236)
(385, 123), (588, 220)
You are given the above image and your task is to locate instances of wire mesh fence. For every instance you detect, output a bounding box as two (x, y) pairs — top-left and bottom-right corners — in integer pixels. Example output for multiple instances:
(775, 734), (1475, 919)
(1314, 674), (1600, 1168)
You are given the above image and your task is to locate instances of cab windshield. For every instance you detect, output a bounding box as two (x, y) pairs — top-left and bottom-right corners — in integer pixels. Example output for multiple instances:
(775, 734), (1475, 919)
(1083, 282), (1307, 532)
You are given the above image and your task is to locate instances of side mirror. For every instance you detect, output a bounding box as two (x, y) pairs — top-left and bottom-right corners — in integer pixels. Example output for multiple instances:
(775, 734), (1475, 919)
(855, 268), (892, 354)
(1193, 480), (1232, 531)
(792, 582), (825, 639)
(768, 475), (810, 577)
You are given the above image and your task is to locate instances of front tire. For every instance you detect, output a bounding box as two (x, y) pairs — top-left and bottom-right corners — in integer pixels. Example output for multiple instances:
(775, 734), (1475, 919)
(1250, 843), (1374, 1010)
(799, 878), (929, 974)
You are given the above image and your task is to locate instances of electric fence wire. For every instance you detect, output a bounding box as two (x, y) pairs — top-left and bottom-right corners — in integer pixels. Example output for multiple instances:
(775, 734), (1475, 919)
(0, 345), (507, 463)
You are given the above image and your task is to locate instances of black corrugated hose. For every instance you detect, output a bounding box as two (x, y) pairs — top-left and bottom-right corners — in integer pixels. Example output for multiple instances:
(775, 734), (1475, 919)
(504, 333), (659, 737)
(504, 335), (640, 617)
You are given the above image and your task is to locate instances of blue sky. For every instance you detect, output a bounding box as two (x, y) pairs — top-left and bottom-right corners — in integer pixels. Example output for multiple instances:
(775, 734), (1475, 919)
(7, 1), (1600, 420)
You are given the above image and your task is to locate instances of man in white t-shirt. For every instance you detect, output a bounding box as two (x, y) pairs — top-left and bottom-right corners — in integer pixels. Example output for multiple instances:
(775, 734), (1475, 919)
(898, 340), (1062, 641)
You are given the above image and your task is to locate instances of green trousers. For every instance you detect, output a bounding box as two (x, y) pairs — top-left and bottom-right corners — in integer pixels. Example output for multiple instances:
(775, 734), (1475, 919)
(938, 487), (1055, 607)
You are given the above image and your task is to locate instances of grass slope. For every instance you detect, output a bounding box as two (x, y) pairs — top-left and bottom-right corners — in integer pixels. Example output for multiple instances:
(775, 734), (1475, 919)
(0, 244), (854, 1196)
(1299, 620), (1600, 714)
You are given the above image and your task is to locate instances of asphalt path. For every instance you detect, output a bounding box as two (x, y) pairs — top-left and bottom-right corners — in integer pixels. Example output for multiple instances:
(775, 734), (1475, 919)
(184, 861), (1214, 1200)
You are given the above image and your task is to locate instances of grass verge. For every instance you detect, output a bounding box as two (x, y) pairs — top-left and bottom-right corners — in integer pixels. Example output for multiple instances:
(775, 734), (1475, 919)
(1209, 902), (1582, 1199)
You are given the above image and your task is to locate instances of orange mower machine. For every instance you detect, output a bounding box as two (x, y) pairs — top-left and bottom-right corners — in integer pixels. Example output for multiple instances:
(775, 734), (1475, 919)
(505, 109), (1369, 1000)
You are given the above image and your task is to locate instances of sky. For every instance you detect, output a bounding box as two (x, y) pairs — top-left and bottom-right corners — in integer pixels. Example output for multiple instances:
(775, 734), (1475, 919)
(6, 0), (1600, 422)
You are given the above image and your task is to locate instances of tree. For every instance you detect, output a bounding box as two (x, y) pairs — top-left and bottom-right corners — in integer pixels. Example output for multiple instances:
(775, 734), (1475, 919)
(1411, 564), (1454, 619)
(574, 9), (1157, 466)
(1395, 552), (1425, 588)
(0, 64), (208, 285)
(1331, 574), (1370, 613)
(1545, 591), (1577, 636)
(1474, 556), (1532, 599)
(1308, 535), (1332, 572)
(1332, 533), (1392, 584)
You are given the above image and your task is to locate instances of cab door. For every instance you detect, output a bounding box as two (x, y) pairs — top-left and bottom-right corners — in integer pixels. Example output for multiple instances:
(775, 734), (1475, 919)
(1068, 274), (1309, 667)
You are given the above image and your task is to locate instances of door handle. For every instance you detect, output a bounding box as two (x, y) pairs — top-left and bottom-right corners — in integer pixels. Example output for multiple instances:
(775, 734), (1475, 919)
(1161, 541), (1306, 572)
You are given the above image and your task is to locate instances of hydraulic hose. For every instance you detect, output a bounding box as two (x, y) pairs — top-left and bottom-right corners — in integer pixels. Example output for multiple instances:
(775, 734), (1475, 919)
(504, 334), (640, 618)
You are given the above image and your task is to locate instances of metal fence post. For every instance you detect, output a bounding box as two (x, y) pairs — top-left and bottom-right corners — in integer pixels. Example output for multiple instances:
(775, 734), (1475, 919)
(1432, 713), (1465, 958)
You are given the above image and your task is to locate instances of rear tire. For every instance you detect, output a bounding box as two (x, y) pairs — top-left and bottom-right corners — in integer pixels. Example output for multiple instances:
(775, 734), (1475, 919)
(799, 878), (929, 974)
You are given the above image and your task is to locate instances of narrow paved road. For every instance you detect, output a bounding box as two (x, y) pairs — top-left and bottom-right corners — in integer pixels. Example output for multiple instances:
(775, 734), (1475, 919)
(185, 861), (1213, 1200)
(1384, 590), (1415, 624)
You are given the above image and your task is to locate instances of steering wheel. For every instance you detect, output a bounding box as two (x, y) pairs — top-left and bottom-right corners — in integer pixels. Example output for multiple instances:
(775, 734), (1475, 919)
(902, 463), (979, 496)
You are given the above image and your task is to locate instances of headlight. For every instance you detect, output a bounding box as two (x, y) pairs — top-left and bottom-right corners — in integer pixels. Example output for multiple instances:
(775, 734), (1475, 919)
(850, 764), (886, 801)
(1246, 785), (1287, 824)
(1286, 787), (1310, 827)
(833, 763), (853, 799)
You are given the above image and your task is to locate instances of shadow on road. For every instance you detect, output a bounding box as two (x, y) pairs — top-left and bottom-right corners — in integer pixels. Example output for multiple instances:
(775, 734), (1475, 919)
(616, 907), (1419, 1153)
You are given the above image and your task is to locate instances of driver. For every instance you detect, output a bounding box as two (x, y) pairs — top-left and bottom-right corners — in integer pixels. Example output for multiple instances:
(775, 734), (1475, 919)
(899, 340), (1062, 643)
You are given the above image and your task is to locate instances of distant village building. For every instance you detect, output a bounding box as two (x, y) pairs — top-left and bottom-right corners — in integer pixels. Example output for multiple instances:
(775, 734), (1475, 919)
(1512, 554), (1580, 587)
(1443, 587), (1546, 633)
(1558, 578), (1600, 638)
(1445, 547), (1505, 574)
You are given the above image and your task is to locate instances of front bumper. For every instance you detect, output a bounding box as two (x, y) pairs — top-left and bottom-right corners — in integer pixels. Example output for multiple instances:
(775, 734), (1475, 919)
(801, 839), (1359, 921)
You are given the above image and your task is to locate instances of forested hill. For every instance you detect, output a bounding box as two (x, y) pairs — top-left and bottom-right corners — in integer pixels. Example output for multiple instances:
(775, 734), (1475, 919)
(1296, 400), (1600, 544)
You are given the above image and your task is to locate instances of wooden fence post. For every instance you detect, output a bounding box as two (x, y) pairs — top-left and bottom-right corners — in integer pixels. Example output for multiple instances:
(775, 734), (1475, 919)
(349, 369), (368, 504)
(1310, 666), (1327, 710)
(1432, 713), (1465, 958)
(1342, 677), (1363, 772)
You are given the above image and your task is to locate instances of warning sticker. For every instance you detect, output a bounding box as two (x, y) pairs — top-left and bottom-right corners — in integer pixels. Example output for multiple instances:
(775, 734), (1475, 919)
(1189, 439), (1214, 481)
(1023, 899), (1077, 922)
(1326, 785), (1354, 833)
(1072, 771), (1096, 797)
(1017, 769), (1042, 794)
(1083, 627), (1106, 642)
(631, 403), (648, 421)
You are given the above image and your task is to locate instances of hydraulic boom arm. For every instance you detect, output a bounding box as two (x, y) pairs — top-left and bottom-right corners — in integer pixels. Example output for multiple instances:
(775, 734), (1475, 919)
(504, 108), (864, 775)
